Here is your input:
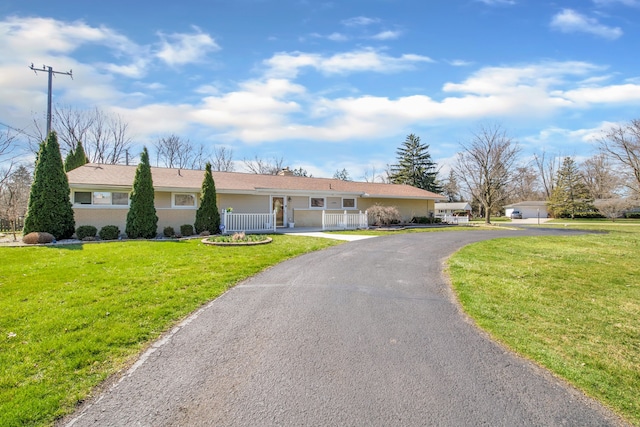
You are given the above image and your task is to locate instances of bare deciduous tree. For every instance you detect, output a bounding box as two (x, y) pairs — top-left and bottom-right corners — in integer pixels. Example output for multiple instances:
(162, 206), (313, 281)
(243, 155), (285, 175)
(599, 120), (640, 196)
(53, 105), (94, 154)
(362, 165), (388, 183)
(454, 124), (521, 224)
(594, 198), (634, 221)
(211, 146), (235, 172)
(154, 134), (194, 169)
(32, 105), (133, 164)
(581, 153), (622, 199)
(0, 128), (18, 187)
(533, 150), (560, 199)
(511, 165), (543, 202)
(0, 165), (32, 239)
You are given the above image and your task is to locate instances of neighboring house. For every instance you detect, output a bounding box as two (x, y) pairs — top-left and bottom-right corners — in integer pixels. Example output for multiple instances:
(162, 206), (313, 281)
(504, 201), (549, 219)
(66, 163), (445, 233)
(435, 202), (472, 217)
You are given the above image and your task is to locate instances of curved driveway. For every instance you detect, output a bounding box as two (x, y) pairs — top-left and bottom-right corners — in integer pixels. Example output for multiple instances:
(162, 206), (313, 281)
(66, 228), (624, 426)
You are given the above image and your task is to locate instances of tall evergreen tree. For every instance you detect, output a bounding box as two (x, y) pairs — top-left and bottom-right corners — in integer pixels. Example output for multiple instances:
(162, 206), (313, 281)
(125, 147), (158, 238)
(194, 162), (220, 234)
(389, 134), (440, 192)
(64, 141), (88, 172)
(548, 156), (593, 219)
(23, 132), (75, 239)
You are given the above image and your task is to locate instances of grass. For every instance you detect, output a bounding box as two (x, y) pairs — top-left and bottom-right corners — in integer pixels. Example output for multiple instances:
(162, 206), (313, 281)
(0, 236), (341, 427)
(448, 224), (640, 425)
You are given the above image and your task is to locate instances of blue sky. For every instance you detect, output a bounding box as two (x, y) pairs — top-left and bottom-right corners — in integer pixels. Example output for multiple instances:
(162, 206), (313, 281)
(1, 0), (640, 179)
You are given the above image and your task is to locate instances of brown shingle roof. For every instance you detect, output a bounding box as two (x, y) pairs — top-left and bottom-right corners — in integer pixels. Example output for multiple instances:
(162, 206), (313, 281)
(67, 163), (445, 200)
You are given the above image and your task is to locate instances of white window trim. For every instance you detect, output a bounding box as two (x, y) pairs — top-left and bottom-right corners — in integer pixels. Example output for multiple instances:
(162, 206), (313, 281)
(172, 192), (198, 209)
(342, 197), (357, 209)
(309, 197), (326, 209)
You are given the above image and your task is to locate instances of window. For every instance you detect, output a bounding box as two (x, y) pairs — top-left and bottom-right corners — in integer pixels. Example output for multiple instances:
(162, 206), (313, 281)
(112, 192), (129, 205)
(174, 193), (196, 207)
(310, 197), (325, 208)
(93, 192), (112, 205)
(74, 191), (129, 206)
(75, 192), (91, 205)
(343, 198), (355, 208)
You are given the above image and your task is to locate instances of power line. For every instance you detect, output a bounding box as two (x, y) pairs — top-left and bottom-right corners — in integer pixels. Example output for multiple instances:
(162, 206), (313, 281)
(29, 64), (73, 136)
(0, 121), (39, 140)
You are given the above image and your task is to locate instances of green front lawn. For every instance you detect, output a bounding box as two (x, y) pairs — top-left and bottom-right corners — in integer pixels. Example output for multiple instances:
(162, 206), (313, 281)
(448, 225), (640, 425)
(0, 236), (340, 426)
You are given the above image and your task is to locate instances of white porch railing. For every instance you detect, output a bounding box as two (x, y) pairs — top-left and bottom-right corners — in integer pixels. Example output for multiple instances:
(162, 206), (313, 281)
(437, 214), (470, 224)
(322, 210), (368, 231)
(222, 210), (277, 233)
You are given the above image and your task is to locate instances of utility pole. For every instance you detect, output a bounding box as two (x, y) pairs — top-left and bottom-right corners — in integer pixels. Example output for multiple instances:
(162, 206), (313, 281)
(29, 64), (73, 136)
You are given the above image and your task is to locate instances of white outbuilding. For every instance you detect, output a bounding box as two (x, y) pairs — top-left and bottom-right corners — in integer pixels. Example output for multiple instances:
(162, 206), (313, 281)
(504, 201), (549, 219)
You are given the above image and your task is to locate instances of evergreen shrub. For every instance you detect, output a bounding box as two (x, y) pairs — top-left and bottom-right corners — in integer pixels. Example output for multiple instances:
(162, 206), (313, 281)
(23, 132), (75, 239)
(163, 226), (175, 237)
(180, 224), (194, 236)
(125, 147), (158, 239)
(99, 225), (120, 240)
(194, 163), (221, 234)
(76, 225), (97, 240)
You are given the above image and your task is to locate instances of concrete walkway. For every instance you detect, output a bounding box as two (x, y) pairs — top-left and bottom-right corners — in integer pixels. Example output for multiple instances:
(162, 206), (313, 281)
(283, 231), (377, 241)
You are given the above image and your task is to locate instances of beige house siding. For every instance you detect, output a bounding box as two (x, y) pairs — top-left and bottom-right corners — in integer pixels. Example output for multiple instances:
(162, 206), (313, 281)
(155, 192), (172, 209)
(73, 208), (129, 233)
(358, 198), (434, 222)
(218, 194), (270, 214)
(156, 208), (197, 232)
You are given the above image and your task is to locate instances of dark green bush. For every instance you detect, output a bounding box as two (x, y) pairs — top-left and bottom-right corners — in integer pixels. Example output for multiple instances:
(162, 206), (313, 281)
(411, 216), (442, 224)
(76, 225), (97, 240)
(163, 226), (175, 237)
(125, 147), (158, 239)
(412, 216), (430, 224)
(194, 163), (221, 234)
(625, 212), (640, 218)
(573, 212), (605, 219)
(180, 224), (194, 236)
(23, 132), (75, 239)
(99, 225), (120, 240)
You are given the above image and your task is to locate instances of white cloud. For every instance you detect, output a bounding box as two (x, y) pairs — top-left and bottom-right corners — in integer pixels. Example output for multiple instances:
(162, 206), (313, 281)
(448, 59), (474, 67)
(443, 61), (602, 95)
(155, 27), (220, 66)
(341, 16), (380, 27)
(477, 0), (516, 5)
(550, 9), (623, 39)
(327, 32), (349, 42)
(370, 30), (402, 40)
(554, 84), (640, 105)
(264, 48), (433, 78)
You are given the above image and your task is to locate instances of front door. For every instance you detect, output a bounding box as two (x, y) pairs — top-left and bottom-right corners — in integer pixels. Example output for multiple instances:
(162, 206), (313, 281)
(272, 197), (284, 227)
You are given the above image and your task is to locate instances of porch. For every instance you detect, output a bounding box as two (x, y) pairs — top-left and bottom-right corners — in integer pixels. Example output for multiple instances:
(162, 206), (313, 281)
(221, 210), (368, 233)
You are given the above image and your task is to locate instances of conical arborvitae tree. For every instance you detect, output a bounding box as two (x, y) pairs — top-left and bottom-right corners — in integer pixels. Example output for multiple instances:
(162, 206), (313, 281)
(64, 140), (89, 172)
(23, 132), (76, 239)
(125, 147), (158, 238)
(194, 162), (221, 234)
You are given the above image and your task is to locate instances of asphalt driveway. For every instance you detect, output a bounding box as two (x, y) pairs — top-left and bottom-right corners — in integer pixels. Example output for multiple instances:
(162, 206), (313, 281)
(64, 228), (624, 426)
